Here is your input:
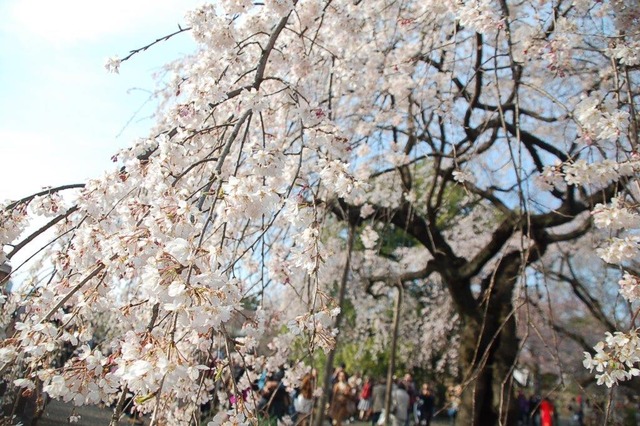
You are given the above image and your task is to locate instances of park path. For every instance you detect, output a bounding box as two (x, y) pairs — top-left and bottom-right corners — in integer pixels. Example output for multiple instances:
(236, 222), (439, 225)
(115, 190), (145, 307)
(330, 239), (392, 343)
(38, 399), (145, 426)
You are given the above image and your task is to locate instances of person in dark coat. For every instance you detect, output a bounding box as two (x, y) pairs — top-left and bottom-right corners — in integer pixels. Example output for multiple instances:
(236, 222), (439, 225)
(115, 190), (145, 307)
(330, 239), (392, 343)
(415, 383), (435, 426)
(257, 371), (291, 425)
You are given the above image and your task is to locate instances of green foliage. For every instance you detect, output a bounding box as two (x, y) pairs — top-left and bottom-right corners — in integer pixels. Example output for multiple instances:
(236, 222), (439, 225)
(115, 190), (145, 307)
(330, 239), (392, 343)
(376, 225), (420, 259)
(241, 294), (261, 311)
(354, 222), (419, 260)
(434, 183), (469, 230)
(334, 338), (393, 378)
(295, 335), (395, 380)
(406, 160), (480, 230)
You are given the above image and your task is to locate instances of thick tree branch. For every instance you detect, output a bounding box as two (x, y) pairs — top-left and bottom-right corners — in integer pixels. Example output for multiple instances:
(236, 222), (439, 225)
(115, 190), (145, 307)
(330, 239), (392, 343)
(367, 262), (436, 286)
(504, 123), (569, 163)
(542, 218), (591, 243)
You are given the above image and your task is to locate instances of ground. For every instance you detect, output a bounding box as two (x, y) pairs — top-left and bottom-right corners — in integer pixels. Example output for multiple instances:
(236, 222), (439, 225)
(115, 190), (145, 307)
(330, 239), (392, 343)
(38, 399), (143, 425)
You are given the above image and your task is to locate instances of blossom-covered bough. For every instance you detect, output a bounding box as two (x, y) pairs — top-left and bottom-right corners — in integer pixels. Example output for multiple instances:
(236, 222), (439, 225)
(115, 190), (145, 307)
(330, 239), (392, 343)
(2, 0), (640, 425)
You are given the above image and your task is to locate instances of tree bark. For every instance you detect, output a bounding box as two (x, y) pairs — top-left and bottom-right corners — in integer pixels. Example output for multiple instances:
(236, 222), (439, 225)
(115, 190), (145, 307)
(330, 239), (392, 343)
(452, 254), (522, 426)
(457, 309), (519, 425)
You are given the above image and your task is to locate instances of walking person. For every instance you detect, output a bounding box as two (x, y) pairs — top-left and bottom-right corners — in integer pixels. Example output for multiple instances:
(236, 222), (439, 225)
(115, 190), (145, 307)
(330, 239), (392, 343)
(294, 373), (315, 426)
(539, 397), (554, 426)
(257, 372), (292, 426)
(392, 382), (410, 426)
(330, 371), (352, 426)
(415, 383), (435, 426)
(370, 377), (386, 426)
(358, 375), (373, 421)
(401, 374), (416, 426)
(517, 390), (529, 425)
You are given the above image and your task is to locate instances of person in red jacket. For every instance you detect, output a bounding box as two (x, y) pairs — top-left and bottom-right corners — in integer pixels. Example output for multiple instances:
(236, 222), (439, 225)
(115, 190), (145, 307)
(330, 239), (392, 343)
(539, 397), (555, 426)
(358, 375), (373, 420)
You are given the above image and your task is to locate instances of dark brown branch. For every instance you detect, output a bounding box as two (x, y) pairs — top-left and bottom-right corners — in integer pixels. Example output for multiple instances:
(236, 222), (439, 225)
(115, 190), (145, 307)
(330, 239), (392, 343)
(460, 218), (517, 280)
(120, 25), (192, 63)
(4, 184), (85, 211)
(8, 206), (79, 260)
(255, 14), (290, 88)
(460, 181), (513, 217)
(40, 262), (107, 323)
(543, 218), (591, 243)
(504, 123), (569, 163)
(548, 268), (616, 332)
(208, 14), (292, 110)
(367, 263), (436, 286)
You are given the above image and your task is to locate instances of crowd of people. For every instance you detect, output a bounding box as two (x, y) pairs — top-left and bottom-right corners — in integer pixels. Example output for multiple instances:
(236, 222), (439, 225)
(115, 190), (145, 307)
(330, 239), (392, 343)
(516, 391), (605, 426)
(516, 391), (559, 426)
(240, 365), (625, 426)
(322, 366), (443, 426)
(243, 363), (442, 426)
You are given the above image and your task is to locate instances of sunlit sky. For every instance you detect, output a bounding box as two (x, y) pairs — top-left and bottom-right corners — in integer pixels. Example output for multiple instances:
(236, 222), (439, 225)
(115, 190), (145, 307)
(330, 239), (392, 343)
(0, 0), (202, 201)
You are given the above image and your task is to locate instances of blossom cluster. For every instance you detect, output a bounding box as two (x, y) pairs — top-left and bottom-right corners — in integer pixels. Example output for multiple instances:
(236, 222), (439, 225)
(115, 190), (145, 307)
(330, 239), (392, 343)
(287, 307), (341, 353)
(575, 175), (640, 385)
(567, 79), (640, 388)
(583, 330), (640, 387)
(574, 94), (630, 143)
(536, 158), (640, 191)
(0, 202), (29, 264)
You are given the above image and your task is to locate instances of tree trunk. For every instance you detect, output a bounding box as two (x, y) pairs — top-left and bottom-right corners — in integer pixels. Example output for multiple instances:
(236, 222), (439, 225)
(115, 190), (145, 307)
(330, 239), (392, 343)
(384, 283), (403, 426)
(457, 311), (519, 425)
(450, 254), (522, 426)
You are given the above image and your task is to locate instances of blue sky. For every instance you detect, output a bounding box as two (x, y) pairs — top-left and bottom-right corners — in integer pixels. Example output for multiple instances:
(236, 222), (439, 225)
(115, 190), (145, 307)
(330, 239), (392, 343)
(0, 0), (202, 201)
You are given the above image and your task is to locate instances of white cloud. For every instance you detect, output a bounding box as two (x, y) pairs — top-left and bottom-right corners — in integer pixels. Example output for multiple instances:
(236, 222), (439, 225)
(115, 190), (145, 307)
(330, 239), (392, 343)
(6, 0), (200, 44)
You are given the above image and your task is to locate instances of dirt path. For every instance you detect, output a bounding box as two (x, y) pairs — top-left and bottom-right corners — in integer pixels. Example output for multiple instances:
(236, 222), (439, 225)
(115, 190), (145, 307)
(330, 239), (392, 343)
(37, 399), (146, 426)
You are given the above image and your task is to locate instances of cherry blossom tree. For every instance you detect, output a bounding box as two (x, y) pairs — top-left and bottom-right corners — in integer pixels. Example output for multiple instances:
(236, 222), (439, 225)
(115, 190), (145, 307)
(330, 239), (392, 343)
(2, 0), (640, 425)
